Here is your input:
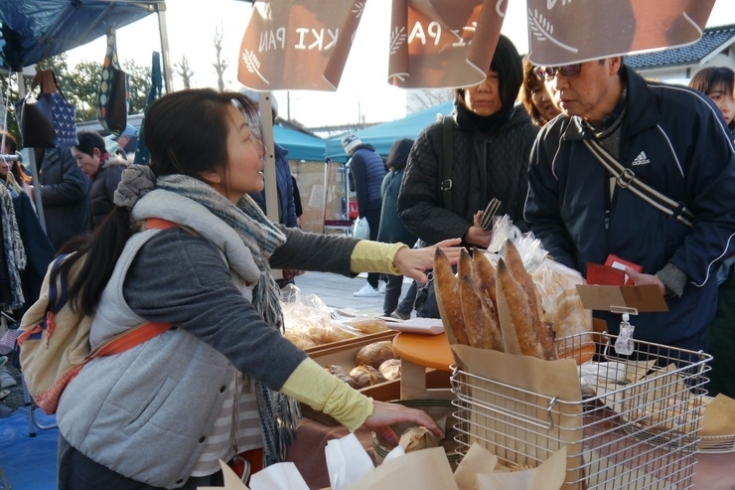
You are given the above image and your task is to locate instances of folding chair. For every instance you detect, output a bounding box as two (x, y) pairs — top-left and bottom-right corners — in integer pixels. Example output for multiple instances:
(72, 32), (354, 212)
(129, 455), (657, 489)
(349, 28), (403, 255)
(7, 343), (56, 438)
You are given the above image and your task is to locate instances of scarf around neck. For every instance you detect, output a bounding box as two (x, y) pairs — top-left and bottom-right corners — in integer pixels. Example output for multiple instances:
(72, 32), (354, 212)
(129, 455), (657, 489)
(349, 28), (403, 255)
(153, 174), (298, 466)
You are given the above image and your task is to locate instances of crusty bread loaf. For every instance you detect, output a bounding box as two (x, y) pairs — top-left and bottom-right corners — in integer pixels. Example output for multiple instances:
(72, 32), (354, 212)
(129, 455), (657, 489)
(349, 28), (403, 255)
(433, 248), (469, 345)
(355, 341), (396, 369)
(470, 249), (502, 346)
(457, 248), (474, 283)
(460, 272), (503, 350)
(473, 248), (497, 308)
(496, 258), (546, 358)
(349, 365), (386, 388)
(502, 240), (557, 360)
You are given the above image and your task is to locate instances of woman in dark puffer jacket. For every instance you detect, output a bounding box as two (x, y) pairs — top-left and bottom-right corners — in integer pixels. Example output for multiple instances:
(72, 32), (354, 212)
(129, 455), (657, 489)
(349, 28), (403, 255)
(397, 34), (538, 318)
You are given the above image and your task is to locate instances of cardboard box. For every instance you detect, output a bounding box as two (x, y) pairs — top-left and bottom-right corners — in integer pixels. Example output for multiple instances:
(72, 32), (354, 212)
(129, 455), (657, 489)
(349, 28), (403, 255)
(575, 283), (668, 313)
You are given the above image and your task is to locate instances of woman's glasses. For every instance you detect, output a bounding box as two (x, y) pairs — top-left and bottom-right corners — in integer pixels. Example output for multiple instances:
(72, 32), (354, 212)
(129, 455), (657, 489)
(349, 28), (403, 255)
(534, 64), (582, 81)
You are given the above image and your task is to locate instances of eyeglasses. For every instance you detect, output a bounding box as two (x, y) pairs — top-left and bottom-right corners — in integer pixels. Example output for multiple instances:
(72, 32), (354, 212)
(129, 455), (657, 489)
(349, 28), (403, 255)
(534, 64), (582, 81)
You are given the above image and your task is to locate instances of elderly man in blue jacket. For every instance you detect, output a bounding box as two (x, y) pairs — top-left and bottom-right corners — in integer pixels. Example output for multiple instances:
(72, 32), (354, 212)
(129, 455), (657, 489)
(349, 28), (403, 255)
(524, 57), (735, 352)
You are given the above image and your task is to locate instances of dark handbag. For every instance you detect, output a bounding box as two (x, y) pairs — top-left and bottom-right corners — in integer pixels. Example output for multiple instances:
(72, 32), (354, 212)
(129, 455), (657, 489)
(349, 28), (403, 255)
(134, 51), (163, 165)
(15, 69), (78, 148)
(97, 26), (129, 134)
(412, 117), (455, 318)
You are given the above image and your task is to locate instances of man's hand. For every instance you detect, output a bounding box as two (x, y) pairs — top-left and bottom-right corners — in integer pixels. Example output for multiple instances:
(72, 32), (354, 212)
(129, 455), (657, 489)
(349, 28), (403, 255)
(393, 238), (462, 284)
(625, 267), (666, 296)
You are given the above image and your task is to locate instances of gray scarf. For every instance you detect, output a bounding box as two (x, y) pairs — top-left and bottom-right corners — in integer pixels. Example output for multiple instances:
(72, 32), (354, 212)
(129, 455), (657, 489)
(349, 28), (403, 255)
(0, 184), (25, 310)
(116, 166), (300, 466)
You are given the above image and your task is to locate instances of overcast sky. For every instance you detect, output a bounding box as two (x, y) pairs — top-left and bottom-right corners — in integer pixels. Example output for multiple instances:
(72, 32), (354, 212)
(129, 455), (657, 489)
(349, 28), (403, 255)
(64, 0), (735, 128)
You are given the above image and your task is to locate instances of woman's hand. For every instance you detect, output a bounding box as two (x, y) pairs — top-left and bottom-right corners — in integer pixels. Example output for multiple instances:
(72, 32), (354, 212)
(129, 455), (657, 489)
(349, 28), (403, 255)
(362, 400), (443, 446)
(393, 238), (462, 284)
(464, 210), (493, 248)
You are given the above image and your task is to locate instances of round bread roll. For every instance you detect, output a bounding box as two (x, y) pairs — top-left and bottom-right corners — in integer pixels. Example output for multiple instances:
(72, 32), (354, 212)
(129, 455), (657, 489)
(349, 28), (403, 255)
(349, 365), (386, 389)
(355, 341), (397, 369)
(326, 365), (359, 389)
(378, 359), (401, 381)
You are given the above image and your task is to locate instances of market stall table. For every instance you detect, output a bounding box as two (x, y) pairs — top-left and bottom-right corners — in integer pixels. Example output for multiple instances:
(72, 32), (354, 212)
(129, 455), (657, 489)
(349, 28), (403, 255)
(391, 331), (454, 399)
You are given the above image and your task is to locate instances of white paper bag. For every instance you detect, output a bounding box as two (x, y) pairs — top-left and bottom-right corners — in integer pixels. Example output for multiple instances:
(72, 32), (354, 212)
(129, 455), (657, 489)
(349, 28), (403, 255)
(248, 462), (309, 490)
(325, 433), (375, 489)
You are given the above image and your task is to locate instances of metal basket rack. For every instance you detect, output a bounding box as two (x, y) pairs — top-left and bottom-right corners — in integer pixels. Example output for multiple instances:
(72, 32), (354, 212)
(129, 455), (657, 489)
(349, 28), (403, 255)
(451, 332), (712, 489)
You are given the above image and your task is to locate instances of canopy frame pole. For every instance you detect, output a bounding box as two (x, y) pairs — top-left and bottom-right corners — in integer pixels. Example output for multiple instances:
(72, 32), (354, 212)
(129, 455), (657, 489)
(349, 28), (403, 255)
(322, 161), (329, 233)
(155, 3), (174, 93)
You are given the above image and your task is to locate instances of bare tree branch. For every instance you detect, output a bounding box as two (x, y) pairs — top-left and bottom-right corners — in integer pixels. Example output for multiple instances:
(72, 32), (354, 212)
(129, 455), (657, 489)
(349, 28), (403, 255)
(212, 24), (229, 92)
(174, 55), (195, 89)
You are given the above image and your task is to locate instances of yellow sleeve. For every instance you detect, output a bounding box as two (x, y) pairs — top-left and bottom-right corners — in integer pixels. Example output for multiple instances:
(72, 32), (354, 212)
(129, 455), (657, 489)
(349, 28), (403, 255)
(350, 241), (407, 275)
(279, 357), (374, 432)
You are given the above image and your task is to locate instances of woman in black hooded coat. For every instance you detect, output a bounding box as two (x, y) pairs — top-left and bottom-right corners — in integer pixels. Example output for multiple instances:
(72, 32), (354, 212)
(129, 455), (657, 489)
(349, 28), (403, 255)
(397, 34), (539, 318)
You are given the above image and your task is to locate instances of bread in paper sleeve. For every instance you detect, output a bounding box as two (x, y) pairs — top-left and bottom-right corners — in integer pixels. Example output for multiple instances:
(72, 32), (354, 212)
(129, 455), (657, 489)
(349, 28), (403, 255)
(398, 426), (439, 453)
(433, 248), (469, 345)
(502, 240), (557, 360)
(458, 249), (503, 350)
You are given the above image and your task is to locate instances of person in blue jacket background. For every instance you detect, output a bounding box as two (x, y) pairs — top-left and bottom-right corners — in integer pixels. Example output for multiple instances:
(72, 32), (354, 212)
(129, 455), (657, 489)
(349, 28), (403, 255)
(377, 138), (417, 317)
(343, 134), (387, 297)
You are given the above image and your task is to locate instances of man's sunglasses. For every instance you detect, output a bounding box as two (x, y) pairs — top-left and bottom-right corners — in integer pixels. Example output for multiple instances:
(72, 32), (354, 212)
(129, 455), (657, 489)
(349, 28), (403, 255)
(534, 64), (582, 81)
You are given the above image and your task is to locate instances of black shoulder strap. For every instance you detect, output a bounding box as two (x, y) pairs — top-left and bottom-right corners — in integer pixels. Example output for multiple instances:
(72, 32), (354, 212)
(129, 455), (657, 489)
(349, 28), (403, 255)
(583, 139), (694, 228)
(441, 115), (453, 210)
(47, 254), (69, 313)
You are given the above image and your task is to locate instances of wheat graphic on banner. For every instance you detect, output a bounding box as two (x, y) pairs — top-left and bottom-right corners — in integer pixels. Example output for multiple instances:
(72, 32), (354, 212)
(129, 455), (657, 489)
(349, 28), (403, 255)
(526, 0), (716, 66)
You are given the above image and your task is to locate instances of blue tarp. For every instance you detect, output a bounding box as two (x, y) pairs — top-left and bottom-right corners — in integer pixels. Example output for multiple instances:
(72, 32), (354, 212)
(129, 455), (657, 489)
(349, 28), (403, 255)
(0, 0), (165, 71)
(274, 124), (325, 162)
(324, 100), (454, 162)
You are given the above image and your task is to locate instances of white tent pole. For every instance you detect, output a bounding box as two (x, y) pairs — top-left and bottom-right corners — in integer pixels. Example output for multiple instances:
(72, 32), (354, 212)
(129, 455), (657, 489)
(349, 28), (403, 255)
(258, 92), (279, 224)
(15, 71), (47, 232)
(155, 3), (174, 93)
(322, 161), (329, 233)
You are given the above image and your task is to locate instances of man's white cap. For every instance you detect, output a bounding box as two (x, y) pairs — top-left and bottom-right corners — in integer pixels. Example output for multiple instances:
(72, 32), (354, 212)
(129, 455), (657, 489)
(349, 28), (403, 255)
(342, 134), (362, 154)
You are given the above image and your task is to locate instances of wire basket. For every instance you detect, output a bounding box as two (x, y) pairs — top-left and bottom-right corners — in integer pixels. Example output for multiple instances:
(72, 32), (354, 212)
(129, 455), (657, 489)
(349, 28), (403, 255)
(451, 332), (712, 489)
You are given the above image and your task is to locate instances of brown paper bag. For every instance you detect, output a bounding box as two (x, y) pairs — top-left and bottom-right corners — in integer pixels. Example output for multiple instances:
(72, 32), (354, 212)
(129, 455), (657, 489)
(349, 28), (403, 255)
(344, 447), (458, 490)
(451, 345), (583, 489)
